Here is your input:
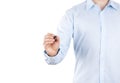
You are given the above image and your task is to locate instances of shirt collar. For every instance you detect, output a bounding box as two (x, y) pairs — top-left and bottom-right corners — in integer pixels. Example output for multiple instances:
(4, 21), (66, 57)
(108, 1), (119, 10)
(86, 0), (119, 10)
(86, 0), (95, 10)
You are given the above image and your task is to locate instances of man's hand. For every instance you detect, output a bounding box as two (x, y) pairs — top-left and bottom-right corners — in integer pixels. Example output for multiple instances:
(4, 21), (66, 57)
(43, 33), (60, 57)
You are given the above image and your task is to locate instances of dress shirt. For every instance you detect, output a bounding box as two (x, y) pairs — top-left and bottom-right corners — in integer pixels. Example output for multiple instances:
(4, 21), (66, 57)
(44, 0), (120, 83)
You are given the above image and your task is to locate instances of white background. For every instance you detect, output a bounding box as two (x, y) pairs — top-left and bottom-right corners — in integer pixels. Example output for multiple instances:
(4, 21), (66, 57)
(0, 0), (119, 83)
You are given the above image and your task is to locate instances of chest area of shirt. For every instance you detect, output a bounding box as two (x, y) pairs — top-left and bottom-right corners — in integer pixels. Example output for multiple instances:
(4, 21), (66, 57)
(74, 11), (120, 35)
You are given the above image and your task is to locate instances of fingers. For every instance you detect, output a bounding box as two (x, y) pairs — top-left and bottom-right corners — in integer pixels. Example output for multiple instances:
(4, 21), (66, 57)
(43, 33), (58, 46)
(44, 38), (55, 44)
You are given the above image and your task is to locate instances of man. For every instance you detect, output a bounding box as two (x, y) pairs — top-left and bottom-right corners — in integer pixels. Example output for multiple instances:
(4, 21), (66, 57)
(43, 0), (120, 83)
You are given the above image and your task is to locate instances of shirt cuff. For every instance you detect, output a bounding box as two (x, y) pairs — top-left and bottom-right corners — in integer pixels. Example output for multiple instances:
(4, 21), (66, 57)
(44, 49), (62, 65)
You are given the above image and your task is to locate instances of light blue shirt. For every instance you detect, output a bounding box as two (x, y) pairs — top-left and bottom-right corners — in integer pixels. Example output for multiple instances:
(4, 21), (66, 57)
(44, 0), (120, 83)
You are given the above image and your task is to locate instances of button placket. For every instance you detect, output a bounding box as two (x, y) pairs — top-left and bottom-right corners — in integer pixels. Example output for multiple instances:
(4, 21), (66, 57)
(99, 10), (106, 83)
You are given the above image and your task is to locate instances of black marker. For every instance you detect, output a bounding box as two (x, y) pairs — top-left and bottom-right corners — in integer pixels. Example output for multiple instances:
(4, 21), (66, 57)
(54, 36), (57, 41)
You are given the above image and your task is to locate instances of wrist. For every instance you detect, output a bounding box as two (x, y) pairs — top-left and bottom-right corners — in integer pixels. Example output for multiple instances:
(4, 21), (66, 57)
(45, 48), (60, 57)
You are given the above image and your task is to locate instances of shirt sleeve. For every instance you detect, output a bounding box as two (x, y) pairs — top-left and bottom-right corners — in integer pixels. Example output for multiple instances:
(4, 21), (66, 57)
(44, 9), (74, 65)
